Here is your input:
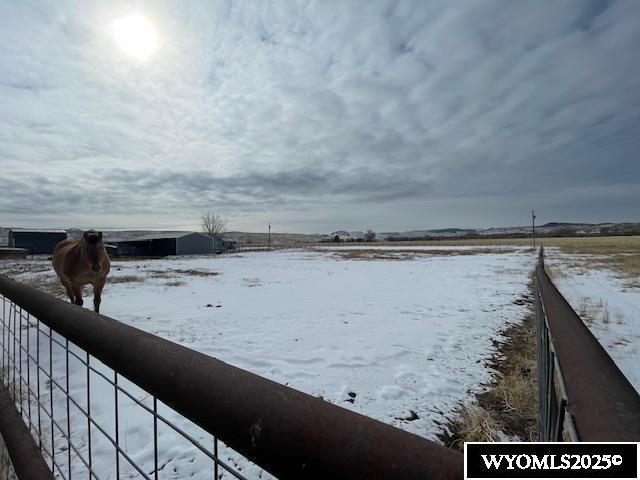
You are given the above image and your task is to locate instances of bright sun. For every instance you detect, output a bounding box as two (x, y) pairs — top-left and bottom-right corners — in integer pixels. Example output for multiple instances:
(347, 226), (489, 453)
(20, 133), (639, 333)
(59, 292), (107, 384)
(112, 14), (157, 59)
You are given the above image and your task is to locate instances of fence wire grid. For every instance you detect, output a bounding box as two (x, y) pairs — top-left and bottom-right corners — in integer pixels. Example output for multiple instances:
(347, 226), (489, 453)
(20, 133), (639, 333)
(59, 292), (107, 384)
(0, 294), (270, 480)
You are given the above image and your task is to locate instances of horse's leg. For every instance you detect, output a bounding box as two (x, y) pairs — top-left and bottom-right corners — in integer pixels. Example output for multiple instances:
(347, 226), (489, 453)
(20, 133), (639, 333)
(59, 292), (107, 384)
(93, 277), (106, 313)
(71, 284), (83, 307)
(59, 274), (75, 304)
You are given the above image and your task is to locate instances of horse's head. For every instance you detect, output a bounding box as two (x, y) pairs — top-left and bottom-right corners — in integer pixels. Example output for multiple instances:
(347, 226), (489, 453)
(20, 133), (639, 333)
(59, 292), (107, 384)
(82, 230), (104, 272)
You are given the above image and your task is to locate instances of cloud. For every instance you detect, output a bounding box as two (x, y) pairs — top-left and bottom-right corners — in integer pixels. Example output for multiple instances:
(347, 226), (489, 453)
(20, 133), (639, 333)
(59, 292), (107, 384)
(1, 0), (639, 231)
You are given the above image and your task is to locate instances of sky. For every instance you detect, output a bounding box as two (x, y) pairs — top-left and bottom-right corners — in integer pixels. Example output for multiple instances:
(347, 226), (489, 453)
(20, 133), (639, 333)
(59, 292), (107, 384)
(1, 0), (639, 234)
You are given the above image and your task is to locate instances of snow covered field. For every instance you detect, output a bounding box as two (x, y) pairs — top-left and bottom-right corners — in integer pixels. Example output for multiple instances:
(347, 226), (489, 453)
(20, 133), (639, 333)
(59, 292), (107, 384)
(313, 245), (517, 251)
(1, 247), (535, 478)
(545, 249), (640, 393)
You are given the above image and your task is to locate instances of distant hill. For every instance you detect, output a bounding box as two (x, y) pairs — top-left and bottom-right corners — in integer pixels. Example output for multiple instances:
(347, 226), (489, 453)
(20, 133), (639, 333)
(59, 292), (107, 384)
(323, 222), (640, 242)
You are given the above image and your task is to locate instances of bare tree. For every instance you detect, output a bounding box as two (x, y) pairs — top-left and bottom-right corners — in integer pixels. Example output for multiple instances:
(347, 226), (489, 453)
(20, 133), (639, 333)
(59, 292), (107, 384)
(365, 229), (377, 242)
(201, 212), (227, 240)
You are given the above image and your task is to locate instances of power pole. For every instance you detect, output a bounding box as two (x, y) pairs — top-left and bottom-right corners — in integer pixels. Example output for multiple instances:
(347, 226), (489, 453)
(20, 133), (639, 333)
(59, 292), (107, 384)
(268, 223), (271, 251)
(532, 210), (536, 248)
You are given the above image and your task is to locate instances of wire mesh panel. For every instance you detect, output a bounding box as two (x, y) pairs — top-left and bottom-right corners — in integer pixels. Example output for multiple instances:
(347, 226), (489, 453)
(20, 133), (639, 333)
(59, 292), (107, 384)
(0, 294), (272, 480)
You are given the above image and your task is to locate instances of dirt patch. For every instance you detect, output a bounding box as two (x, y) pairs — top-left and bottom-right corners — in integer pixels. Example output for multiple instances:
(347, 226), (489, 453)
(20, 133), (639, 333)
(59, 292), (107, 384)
(171, 268), (218, 277)
(241, 277), (263, 287)
(148, 268), (218, 278)
(0, 262), (51, 276)
(22, 277), (67, 298)
(335, 251), (418, 261)
(108, 269), (217, 285)
(109, 275), (144, 284)
(438, 289), (538, 449)
(332, 248), (519, 261)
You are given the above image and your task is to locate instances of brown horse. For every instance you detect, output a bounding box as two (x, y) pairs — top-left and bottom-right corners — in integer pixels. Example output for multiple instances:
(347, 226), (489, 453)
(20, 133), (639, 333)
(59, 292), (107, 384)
(52, 230), (111, 313)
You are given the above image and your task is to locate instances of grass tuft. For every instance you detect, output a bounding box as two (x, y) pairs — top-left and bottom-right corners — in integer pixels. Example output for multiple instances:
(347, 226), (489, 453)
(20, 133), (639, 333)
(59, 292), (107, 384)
(454, 406), (501, 445)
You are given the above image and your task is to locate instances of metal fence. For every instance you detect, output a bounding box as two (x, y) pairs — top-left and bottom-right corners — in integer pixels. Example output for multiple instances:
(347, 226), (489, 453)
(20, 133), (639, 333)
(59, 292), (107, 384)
(534, 246), (640, 441)
(533, 247), (577, 441)
(0, 274), (463, 480)
(0, 296), (259, 480)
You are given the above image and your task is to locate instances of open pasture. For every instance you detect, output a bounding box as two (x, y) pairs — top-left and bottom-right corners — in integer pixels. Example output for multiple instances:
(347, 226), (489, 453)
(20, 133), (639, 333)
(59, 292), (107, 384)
(2, 247), (536, 439)
(0, 246), (536, 477)
(333, 235), (640, 280)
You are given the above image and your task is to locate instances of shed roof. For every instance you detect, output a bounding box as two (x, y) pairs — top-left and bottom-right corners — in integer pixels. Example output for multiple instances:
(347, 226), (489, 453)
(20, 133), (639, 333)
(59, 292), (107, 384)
(10, 229), (67, 234)
(110, 231), (212, 243)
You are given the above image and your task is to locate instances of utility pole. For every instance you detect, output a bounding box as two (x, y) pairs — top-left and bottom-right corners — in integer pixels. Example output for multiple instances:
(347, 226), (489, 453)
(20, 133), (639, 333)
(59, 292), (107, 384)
(532, 210), (536, 248)
(268, 223), (271, 251)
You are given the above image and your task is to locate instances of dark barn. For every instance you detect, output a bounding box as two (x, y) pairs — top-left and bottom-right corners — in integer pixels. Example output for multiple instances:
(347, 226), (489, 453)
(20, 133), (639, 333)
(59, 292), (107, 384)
(211, 237), (237, 253)
(8, 229), (68, 254)
(112, 232), (214, 257)
(221, 238), (237, 252)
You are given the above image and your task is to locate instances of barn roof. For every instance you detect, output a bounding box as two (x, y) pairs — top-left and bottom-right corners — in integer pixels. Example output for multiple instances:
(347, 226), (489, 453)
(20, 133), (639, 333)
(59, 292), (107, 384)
(10, 228), (67, 234)
(108, 231), (212, 242)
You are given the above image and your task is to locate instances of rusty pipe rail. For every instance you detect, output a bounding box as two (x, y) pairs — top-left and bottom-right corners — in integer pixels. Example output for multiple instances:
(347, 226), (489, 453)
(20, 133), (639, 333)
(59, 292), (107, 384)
(0, 381), (54, 480)
(535, 247), (640, 441)
(0, 274), (463, 479)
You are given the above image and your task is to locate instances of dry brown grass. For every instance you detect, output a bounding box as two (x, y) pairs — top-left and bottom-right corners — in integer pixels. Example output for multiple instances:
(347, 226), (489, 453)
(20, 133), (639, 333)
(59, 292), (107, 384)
(440, 304), (538, 449)
(573, 295), (625, 326)
(591, 255), (640, 285)
(541, 237), (640, 286)
(109, 275), (144, 284)
(0, 262), (51, 276)
(330, 247), (520, 261)
(170, 268), (218, 277)
(335, 251), (416, 261)
(148, 268), (218, 278)
(108, 268), (217, 286)
(334, 235), (639, 250)
(578, 297), (591, 322)
(542, 236), (640, 255)
(481, 312), (538, 438)
(319, 236), (639, 280)
(450, 405), (502, 444)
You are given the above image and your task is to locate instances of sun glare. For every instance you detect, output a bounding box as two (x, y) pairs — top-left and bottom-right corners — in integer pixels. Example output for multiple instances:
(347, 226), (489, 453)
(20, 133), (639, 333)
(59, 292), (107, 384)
(112, 14), (157, 59)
